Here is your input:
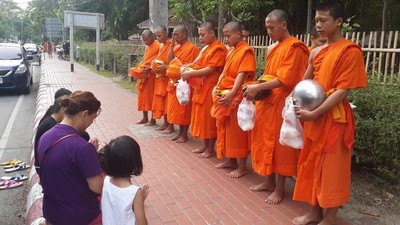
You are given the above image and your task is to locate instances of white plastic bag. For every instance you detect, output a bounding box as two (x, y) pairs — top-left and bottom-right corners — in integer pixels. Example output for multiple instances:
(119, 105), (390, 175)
(279, 97), (303, 149)
(237, 98), (256, 131)
(176, 78), (190, 105)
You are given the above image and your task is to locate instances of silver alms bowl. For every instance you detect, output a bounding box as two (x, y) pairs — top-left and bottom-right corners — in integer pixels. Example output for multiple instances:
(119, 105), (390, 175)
(292, 80), (326, 111)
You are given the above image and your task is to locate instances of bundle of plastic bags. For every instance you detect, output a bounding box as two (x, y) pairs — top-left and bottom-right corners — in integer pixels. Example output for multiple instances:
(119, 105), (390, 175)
(237, 98), (256, 131)
(176, 78), (190, 105)
(279, 97), (303, 149)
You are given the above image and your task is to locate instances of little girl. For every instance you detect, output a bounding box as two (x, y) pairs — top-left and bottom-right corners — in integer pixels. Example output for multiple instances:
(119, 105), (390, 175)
(100, 135), (150, 225)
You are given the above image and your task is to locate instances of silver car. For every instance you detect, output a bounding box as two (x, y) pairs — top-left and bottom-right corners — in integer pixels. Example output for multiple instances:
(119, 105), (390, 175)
(24, 43), (42, 65)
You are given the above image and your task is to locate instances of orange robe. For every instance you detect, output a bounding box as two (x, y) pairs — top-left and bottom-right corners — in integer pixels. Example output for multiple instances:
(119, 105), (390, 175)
(190, 41), (227, 139)
(137, 40), (160, 111)
(250, 37), (309, 176)
(293, 39), (367, 208)
(152, 40), (172, 119)
(166, 41), (199, 125)
(211, 41), (255, 159)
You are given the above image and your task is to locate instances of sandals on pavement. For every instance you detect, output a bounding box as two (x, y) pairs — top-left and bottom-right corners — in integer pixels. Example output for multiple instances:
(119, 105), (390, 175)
(0, 159), (22, 166)
(0, 180), (23, 190)
(4, 163), (30, 173)
(1, 160), (23, 168)
(1, 174), (28, 181)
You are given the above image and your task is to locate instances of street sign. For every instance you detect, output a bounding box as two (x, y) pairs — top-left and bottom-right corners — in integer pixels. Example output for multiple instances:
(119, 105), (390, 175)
(64, 11), (104, 30)
(45, 18), (63, 39)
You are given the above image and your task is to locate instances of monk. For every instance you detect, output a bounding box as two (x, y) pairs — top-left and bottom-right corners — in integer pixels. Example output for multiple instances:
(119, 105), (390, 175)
(166, 25), (199, 143)
(292, 2), (367, 225)
(181, 22), (227, 158)
(211, 21), (255, 178)
(241, 24), (250, 42)
(243, 9), (309, 205)
(151, 25), (173, 132)
(309, 26), (327, 51)
(136, 30), (159, 126)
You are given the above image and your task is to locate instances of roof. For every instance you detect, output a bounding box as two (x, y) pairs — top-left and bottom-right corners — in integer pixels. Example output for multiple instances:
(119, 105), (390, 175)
(137, 18), (188, 29)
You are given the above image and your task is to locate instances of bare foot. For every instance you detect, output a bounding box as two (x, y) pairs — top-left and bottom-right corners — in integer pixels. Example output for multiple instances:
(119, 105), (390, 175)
(175, 136), (188, 143)
(199, 150), (214, 158)
(155, 124), (168, 131)
(136, 119), (148, 124)
(192, 146), (206, 153)
(171, 134), (180, 141)
(162, 128), (174, 134)
(265, 190), (284, 204)
(249, 182), (275, 192)
(145, 120), (156, 126)
(215, 161), (237, 169)
(292, 213), (322, 225)
(227, 168), (248, 178)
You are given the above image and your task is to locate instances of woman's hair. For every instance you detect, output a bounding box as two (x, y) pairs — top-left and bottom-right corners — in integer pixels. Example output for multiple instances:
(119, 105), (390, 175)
(39, 88), (72, 124)
(54, 88), (72, 100)
(101, 135), (143, 177)
(59, 91), (101, 116)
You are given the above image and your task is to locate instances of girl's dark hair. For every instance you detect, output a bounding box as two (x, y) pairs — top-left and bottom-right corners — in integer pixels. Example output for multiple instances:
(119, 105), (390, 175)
(101, 135), (143, 177)
(54, 88), (72, 100)
(59, 91), (101, 116)
(39, 88), (72, 124)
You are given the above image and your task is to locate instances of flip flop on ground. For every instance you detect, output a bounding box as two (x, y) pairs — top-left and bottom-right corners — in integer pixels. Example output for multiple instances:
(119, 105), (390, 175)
(1, 174), (28, 181)
(0, 159), (22, 166)
(1, 160), (23, 168)
(0, 180), (23, 190)
(4, 163), (30, 173)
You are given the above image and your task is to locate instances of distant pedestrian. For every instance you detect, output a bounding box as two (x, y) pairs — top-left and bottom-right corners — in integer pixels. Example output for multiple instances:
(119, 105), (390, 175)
(48, 42), (53, 58)
(100, 135), (150, 225)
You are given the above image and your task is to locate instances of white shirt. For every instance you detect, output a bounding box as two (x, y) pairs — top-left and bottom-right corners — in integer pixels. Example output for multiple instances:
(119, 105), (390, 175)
(101, 176), (140, 225)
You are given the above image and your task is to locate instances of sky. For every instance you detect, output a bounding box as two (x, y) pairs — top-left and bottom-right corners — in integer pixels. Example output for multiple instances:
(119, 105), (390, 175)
(12, 0), (31, 9)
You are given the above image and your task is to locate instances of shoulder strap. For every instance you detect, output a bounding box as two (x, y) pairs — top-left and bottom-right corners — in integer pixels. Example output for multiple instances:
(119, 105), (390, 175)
(38, 133), (79, 166)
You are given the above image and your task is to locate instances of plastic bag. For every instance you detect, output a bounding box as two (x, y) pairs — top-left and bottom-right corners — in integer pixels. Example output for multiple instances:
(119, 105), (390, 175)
(237, 98), (256, 131)
(279, 97), (303, 149)
(176, 78), (190, 105)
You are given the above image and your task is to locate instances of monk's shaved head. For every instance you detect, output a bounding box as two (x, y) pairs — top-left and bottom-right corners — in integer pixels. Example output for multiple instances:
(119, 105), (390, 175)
(223, 21), (242, 34)
(199, 22), (215, 34)
(267, 9), (289, 23)
(141, 29), (154, 38)
(173, 25), (189, 44)
(155, 25), (168, 33)
(174, 25), (188, 35)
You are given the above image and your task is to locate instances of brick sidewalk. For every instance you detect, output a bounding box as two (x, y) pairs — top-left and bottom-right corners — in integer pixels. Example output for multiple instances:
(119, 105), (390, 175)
(27, 57), (351, 225)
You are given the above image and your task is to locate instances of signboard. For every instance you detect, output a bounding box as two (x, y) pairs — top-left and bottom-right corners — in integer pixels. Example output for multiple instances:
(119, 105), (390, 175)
(45, 18), (63, 39)
(64, 11), (104, 30)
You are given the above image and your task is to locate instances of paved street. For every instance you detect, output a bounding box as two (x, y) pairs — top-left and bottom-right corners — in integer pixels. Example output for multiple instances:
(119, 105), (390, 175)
(25, 57), (351, 225)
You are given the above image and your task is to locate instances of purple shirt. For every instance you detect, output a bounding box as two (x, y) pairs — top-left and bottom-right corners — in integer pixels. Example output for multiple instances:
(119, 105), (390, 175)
(37, 124), (102, 225)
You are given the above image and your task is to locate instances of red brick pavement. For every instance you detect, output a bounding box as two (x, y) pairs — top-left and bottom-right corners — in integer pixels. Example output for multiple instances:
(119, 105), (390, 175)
(28, 57), (351, 225)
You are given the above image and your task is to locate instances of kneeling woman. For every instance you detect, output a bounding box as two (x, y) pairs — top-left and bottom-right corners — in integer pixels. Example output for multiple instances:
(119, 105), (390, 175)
(37, 91), (103, 225)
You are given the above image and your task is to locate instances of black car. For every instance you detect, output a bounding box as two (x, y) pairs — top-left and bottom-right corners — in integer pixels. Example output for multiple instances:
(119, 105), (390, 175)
(0, 43), (33, 94)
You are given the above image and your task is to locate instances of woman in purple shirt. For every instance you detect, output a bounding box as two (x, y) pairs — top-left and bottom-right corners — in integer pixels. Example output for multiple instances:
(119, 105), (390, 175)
(37, 91), (103, 225)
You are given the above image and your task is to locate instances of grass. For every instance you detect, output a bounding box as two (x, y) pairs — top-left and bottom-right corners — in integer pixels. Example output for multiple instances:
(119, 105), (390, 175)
(78, 61), (137, 93)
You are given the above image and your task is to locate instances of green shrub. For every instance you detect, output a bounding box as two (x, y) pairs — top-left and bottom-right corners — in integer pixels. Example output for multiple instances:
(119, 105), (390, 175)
(349, 79), (400, 183)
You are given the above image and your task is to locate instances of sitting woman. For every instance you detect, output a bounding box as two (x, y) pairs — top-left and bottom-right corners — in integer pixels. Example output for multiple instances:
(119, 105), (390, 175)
(37, 91), (103, 225)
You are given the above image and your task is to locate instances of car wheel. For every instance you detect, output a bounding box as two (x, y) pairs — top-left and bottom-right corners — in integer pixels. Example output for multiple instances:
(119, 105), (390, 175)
(23, 84), (31, 94)
(30, 76), (33, 85)
(38, 58), (41, 65)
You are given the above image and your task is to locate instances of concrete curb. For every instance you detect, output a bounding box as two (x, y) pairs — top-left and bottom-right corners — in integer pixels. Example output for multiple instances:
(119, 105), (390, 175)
(26, 77), (50, 225)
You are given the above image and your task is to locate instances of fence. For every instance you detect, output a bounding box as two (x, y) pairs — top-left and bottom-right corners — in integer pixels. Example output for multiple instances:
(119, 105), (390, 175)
(80, 30), (400, 83)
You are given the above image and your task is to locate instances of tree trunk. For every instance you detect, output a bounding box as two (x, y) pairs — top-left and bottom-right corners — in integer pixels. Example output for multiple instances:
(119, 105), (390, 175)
(382, 0), (387, 31)
(306, 0), (312, 34)
(149, 0), (169, 32)
(218, 0), (224, 39)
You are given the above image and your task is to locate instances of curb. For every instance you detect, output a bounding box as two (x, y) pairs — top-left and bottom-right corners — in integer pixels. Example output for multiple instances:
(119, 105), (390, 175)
(26, 76), (50, 225)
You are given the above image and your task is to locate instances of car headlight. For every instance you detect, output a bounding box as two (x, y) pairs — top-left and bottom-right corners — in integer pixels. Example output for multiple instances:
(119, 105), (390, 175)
(15, 64), (27, 74)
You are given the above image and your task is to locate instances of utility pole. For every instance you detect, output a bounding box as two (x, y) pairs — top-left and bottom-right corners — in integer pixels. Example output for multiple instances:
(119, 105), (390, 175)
(149, 0), (168, 32)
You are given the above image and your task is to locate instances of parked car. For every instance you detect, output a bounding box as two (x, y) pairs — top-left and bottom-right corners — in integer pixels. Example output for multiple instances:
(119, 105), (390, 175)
(0, 43), (33, 94)
(24, 43), (42, 65)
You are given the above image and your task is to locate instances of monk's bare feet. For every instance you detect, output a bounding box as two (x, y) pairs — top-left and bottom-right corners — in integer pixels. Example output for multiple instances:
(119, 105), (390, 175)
(265, 190), (284, 204)
(175, 136), (188, 143)
(215, 161), (237, 169)
(192, 146), (206, 153)
(136, 118), (148, 124)
(145, 119), (156, 126)
(155, 124), (168, 131)
(292, 213), (322, 225)
(249, 182), (275, 192)
(199, 150), (214, 158)
(171, 134), (180, 141)
(227, 168), (248, 178)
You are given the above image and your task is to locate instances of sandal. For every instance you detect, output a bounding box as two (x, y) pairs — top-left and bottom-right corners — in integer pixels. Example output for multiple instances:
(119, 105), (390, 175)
(4, 163), (30, 173)
(0, 180), (23, 190)
(1, 160), (23, 168)
(1, 174), (28, 181)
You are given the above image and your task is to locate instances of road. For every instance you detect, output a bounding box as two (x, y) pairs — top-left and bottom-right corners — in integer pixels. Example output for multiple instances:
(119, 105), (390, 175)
(0, 63), (41, 225)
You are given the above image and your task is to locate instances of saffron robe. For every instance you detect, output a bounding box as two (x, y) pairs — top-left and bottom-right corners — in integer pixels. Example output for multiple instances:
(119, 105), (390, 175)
(190, 40), (227, 139)
(293, 39), (367, 208)
(211, 41), (255, 159)
(166, 41), (199, 125)
(137, 40), (160, 111)
(250, 37), (309, 176)
(152, 40), (172, 119)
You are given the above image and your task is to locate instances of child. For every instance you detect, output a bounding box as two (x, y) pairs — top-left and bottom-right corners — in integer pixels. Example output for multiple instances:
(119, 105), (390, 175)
(100, 135), (150, 225)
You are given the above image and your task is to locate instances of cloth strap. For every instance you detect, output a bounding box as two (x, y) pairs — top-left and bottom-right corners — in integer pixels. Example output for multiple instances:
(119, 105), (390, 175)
(38, 133), (79, 166)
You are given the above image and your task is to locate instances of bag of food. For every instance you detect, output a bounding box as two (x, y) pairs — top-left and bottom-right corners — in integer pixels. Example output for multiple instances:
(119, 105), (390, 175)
(176, 79), (190, 105)
(237, 98), (256, 131)
(279, 97), (303, 149)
